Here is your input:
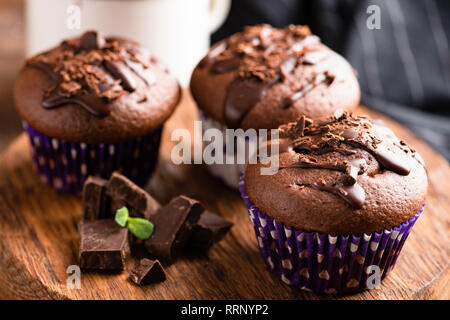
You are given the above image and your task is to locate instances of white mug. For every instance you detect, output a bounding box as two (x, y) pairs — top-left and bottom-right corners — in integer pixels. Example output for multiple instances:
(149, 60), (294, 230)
(26, 0), (231, 86)
(26, 0), (82, 56)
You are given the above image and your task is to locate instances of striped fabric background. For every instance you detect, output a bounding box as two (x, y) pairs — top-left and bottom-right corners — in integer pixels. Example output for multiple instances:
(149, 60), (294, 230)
(213, 0), (450, 160)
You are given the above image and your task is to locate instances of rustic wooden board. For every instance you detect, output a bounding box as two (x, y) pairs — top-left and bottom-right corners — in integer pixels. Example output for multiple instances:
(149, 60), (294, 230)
(0, 91), (448, 300)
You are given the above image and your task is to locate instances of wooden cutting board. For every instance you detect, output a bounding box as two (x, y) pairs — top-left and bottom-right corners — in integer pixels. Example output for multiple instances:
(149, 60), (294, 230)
(0, 91), (448, 300)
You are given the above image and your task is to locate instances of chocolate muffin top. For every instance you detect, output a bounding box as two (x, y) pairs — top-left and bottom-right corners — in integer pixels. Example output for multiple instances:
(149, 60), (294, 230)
(190, 24), (360, 129)
(14, 31), (181, 144)
(244, 111), (427, 235)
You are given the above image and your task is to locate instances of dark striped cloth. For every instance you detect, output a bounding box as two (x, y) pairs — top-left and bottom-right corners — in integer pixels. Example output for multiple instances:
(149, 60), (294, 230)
(213, 0), (450, 160)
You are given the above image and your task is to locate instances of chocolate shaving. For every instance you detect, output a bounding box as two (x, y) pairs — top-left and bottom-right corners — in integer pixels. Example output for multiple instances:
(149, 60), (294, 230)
(26, 30), (159, 117)
(199, 25), (332, 128)
(296, 116), (306, 137)
(280, 112), (422, 209)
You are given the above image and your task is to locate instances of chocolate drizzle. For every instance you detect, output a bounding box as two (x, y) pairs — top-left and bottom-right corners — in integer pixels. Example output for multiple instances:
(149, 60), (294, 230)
(282, 72), (335, 109)
(224, 76), (279, 129)
(125, 59), (156, 86)
(278, 112), (422, 209)
(104, 60), (137, 92)
(26, 31), (158, 117)
(295, 182), (366, 209)
(42, 89), (111, 117)
(341, 129), (411, 176)
(199, 25), (333, 128)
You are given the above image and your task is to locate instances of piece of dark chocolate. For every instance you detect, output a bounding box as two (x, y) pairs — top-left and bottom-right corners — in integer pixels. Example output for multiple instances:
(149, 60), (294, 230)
(82, 176), (109, 220)
(79, 220), (130, 270)
(106, 172), (160, 219)
(128, 258), (166, 285)
(145, 196), (203, 262)
(188, 211), (233, 249)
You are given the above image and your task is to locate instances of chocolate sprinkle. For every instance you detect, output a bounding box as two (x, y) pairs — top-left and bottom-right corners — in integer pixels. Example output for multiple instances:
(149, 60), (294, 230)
(200, 25), (332, 128)
(279, 112), (422, 209)
(26, 31), (158, 117)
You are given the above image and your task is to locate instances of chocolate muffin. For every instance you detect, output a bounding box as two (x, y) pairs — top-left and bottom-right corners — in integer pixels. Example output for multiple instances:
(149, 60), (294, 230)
(240, 112), (427, 293)
(190, 24), (360, 188)
(14, 31), (180, 193)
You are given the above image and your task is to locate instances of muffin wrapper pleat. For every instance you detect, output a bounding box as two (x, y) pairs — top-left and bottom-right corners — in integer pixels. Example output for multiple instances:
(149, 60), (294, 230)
(200, 111), (254, 189)
(24, 122), (162, 194)
(239, 174), (424, 294)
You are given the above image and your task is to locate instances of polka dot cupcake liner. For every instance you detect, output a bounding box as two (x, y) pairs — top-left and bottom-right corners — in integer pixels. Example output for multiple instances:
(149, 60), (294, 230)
(24, 122), (162, 194)
(200, 111), (256, 189)
(239, 174), (424, 294)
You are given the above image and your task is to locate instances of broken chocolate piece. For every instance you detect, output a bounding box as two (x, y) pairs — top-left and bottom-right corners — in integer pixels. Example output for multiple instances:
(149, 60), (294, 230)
(106, 172), (160, 220)
(145, 196), (203, 262)
(128, 258), (166, 285)
(79, 30), (105, 50)
(188, 211), (233, 250)
(79, 220), (130, 270)
(82, 176), (108, 220)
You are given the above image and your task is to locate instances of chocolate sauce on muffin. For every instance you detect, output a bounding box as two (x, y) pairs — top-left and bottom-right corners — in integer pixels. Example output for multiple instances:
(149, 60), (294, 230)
(191, 24), (360, 130)
(245, 112), (428, 235)
(26, 31), (158, 117)
(14, 31), (180, 144)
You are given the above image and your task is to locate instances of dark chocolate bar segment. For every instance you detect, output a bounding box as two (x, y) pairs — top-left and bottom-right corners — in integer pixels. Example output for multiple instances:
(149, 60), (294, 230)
(106, 172), (160, 219)
(145, 196), (203, 262)
(188, 211), (233, 249)
(79, 220), (130, 270)
(82, 176), (108, 220)
(128, 258), (166, 285)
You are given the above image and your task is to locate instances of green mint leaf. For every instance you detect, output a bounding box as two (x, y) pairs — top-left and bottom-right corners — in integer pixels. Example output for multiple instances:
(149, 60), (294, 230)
(127, 217), (154, 240)
(115, 207), (129, 227)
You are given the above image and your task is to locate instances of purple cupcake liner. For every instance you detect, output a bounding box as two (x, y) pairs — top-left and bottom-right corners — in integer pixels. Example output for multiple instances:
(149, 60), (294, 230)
(24, 122), (162, 194)
(239, 174), (424, 294)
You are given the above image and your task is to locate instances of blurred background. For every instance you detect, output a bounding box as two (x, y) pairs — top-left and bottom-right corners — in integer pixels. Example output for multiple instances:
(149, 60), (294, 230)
(0, 0), (449, 159)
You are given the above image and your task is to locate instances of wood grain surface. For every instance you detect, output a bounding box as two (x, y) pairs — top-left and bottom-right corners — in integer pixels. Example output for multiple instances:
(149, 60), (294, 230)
(0, 90), (448, 300)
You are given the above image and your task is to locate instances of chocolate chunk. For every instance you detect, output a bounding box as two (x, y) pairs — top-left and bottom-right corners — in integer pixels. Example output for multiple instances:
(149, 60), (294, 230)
(106, 172), (160, 220)
(188, 211), (233, 250)
(145, 196), (203, 262)
(82, 176), (108, 220)
(128, 258), (166, 285)
(80, 30), (105, 50)
(79, 220), (130, 270)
